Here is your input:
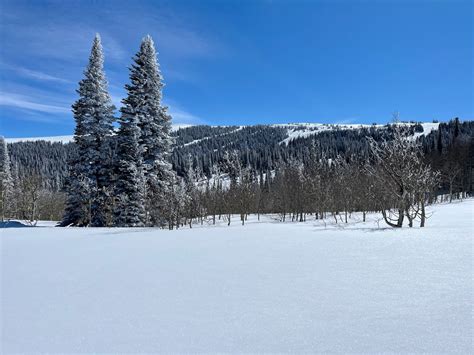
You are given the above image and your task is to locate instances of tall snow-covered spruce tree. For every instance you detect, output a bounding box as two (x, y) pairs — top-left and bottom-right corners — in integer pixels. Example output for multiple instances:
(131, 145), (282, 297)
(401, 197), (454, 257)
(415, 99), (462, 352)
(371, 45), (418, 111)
(113, 93), (146, 227)
(119, 35), (175, 226)
(61, 34), (116, 227)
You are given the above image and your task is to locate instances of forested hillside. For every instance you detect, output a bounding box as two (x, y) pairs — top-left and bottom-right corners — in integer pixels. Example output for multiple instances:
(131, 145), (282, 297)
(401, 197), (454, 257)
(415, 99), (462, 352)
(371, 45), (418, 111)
(3, 118), (473, 223)
(7, 119), (473, 185)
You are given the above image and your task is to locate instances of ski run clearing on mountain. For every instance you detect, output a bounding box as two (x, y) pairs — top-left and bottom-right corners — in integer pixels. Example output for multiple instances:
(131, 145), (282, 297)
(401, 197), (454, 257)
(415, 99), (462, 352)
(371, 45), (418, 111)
(2, 199), (472, 353)
(277, 122), (440, 145)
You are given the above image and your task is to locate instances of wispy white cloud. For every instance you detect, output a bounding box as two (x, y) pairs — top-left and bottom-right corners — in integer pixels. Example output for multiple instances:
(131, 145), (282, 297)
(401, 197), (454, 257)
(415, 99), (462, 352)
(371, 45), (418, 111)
(0, 92), (70, 114)
(100, 32), (128, 61)
(0, 89), (204, 126)
(104, 5), (224, 60)
(164, 100), (204, 125)
(1, 2), (217, 130)
(2, 21), (127, 66)
(12, 65), (72, 84)
(3, 4), (220, 66)
(164, 68), (197, 83)
(154, 27), (216, 58)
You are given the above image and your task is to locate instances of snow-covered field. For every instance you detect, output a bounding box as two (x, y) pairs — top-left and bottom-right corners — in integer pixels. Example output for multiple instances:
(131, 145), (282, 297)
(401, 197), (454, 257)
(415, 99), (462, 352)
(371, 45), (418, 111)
(2, 200), (472, 353)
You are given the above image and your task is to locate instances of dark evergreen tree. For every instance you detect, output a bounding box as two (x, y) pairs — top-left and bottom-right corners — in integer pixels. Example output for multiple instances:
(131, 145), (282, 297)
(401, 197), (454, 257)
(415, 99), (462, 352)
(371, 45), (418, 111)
(453, 117), (460, 141)
(61, 34), (115, 226)
(437, 127), (443, 155)
(113, 111), (146, 227)
(124, 35), (175, 225)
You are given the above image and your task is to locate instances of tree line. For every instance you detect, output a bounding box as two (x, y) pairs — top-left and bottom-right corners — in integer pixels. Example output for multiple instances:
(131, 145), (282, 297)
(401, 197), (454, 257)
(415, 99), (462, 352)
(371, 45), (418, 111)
(2, 123), (472, 228)
(7, 119), (472, 195)
(155, 124), (441, 229)
(3, 118), (471, 227)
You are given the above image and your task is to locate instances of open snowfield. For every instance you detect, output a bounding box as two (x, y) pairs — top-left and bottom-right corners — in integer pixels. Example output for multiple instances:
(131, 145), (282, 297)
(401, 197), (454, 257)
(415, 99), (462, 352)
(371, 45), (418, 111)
(1, 200), (473, 353)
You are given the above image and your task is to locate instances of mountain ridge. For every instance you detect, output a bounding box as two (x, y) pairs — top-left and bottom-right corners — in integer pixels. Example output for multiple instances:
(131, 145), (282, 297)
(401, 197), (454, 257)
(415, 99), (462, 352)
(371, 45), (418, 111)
(5, 121), (439, 144)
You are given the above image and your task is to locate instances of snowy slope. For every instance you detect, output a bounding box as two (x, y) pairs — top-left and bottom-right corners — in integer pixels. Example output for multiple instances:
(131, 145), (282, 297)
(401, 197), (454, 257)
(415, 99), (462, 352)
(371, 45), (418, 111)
(182, 126), (244, 147)
(4, 135), (75, 144)
(2, 199), (472, 353)
(276, 122), (439, 145)
(413, 122), (439, 139)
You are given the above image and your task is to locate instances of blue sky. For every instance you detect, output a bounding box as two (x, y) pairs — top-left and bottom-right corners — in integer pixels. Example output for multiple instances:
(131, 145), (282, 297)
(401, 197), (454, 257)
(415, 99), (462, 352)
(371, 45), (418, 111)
(1, 0), (472, 137)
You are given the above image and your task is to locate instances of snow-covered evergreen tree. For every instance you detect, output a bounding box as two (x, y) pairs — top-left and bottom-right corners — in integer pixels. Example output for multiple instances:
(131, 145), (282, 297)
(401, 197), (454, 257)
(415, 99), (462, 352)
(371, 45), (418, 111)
(61, 34), (115, 227)
(60, 147), (92, 226)
(124, 35), (175, 225)
(113, 107), (146, 227)
(0, 137), (13, 221)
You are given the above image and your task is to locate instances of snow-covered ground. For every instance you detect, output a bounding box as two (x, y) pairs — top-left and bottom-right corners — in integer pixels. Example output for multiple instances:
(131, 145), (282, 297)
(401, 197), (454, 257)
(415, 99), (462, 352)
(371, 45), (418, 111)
(2, 200), (472, 353)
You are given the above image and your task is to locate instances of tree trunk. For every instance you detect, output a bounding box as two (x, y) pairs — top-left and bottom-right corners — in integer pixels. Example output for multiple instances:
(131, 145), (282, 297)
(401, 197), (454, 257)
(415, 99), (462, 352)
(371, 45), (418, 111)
(449, 181), (453, 202)
(382, 209), (404, 228)
(420, 200), (426, 227)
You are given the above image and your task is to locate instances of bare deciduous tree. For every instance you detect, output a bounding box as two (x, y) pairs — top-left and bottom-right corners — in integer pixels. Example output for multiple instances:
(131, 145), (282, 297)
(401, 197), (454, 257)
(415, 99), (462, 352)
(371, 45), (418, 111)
(368, 125), (439, 227)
